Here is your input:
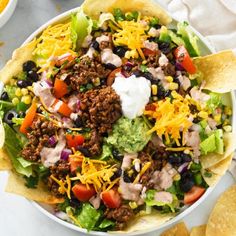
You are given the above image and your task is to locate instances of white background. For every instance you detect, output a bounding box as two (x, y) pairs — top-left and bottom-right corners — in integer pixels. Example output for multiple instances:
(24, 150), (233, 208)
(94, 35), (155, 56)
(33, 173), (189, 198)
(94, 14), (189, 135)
(0, 1), (235, 236)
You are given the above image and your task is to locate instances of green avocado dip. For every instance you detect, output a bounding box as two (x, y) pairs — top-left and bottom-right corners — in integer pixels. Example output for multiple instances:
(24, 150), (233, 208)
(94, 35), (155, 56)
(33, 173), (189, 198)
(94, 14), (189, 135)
(106, 117), (151, 153)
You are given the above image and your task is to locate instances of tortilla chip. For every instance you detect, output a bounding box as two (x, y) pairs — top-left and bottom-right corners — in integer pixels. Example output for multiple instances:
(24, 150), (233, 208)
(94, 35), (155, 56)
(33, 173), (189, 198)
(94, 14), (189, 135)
(0, 148), (12, 170)
(82, 0), (172, 25)
(0, 40), (37, 84)
(200, 133), (236, 169)
(208, 153), (234, 175)
(201, 171), (221, 187)
(206, 185), (236, 236)
(190, 225), (206, 236)
(5, 171), (63, 204)
(193, 50), (236, 93)
(160, 222), (189, 236)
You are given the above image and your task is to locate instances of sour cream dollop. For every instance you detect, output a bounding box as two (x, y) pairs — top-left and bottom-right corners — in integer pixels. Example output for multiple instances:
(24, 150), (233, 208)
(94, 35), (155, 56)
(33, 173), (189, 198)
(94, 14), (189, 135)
(112, 75), (151, 119)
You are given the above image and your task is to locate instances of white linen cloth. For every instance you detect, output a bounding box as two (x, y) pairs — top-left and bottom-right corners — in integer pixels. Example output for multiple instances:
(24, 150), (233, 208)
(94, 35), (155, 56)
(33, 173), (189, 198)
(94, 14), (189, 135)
(157, 0), (236, 51)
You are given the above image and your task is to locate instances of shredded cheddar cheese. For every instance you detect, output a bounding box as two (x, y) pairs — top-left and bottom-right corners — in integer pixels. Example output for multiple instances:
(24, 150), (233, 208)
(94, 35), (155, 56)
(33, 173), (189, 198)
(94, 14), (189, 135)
(70, 158), (117, 192)
(33, 22), (75, 68)
(113, 20), (148, 60)
(0, 0), (9, 13)
(50, 174), (71, 199)
(133, 161), (152, 184)
(144, 91), (193, 146)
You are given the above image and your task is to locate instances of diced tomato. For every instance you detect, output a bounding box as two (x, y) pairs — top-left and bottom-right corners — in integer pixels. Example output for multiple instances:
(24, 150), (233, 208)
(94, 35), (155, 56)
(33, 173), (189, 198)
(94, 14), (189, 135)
(107, 67), (122, 86)
(174, 45), (196, 74)
(53, 99), (72, 117)
(101, 189), (121, 208)
(145, 103), (156, 111)
(55, 54), (76, 67)
(20, 102), (37, 134)
(184, 186), (206, 205)
(143, 48), (157, 57)
(72, 183), (96, 202)
(66, 134), (85, 148)
(69, 156), (82, 172)
(54, 78), (68, 98)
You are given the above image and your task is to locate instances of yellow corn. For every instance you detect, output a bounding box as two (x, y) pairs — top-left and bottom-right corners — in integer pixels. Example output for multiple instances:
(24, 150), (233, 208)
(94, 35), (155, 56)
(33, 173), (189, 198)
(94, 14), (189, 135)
(21, 95), (32, 105)
(151, 84), (158, 95)
(129, 202), (138, 209)
(152, 96), (158, 101)
(169, 82), (178, 90)
(223, 125), (232, 132)
(125, 49), (139, 59)
(173, 174), (181, 181)
(21, 88), (28, 96)
(214, 114), (221, 123)
(12, 97), (19, 105)
(224, 107), (232, 116)
(15, 88), (22, 97)
(165, 76), (173, 83)
(198, 111), (208, 119)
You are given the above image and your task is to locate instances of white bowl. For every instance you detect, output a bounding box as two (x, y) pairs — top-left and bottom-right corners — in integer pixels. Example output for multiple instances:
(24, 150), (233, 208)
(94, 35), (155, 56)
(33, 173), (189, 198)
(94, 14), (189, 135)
(19, 6), (236, 236)
(0, 0), (17, 28)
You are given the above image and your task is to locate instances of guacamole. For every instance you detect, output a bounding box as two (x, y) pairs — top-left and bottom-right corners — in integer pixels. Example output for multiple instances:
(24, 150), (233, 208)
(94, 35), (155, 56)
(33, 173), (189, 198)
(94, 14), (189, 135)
(106, 117), (151, 153)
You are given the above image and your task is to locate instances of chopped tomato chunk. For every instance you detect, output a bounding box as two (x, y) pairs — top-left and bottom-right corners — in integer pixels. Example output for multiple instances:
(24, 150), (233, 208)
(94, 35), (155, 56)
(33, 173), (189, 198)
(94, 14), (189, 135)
(54, 78), (68, 98)
(184, 186), (205, 205)
(66, 134), (85, 148)
(101, 189), (121, 208)
(72, 183), (96, 202)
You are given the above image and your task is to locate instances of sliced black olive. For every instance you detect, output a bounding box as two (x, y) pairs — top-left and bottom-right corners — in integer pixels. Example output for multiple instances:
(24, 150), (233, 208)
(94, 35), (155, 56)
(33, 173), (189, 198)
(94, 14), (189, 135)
(112, 148), (124, 161)
(77, 146), (91, 157)
(23, 60), (36, 72)
(3, 110), (18, 125)
(16, 80), (28, 88)
(28, 70), (39, 82)
(91, 40), (100, 51)
(113, 46), (127, 57)
(0, 91), (9, 100)
(74, 115), (83, 128)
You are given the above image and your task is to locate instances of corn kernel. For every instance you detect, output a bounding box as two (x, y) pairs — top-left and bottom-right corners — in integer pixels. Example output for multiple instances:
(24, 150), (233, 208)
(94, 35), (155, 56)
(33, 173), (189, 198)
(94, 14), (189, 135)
(12, 97), (19, 105)
(173, 174), (181, 181)
(15, 88), (22, 97)
(27, 86), (33, 92)
(151, 84), (158, 95)
(152, 96), (158, 101)
(125, 49), (138, 59)
(129, 201), (138, 209)
(118, 187), (122, 194)
(93, 77), (100, 87)
(214, 114), (221, 123)
(21, 95), (32, 105)
(21, 88), (28, 96)
(169, 82), (178, 90)
(225, 107), (232, 116)
(165, 76), (173, 83)
(198, 111), (208, 119)
(223, 125), (232, 132)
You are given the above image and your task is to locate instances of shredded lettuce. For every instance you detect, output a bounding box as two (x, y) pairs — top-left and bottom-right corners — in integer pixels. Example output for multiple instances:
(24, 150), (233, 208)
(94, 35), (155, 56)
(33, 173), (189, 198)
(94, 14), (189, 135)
(144, 189), (178, 213)
(98, 13), (115, 27)
(12, 117), (24, 126)
(98, 219), (115, 230)
(77, 203), (102, 230)
(3, 123), (32, 177)
(71, 9), (93, 49)
(4, 85), (17, 100)
(206, 92), (222, 113)
(99, 144), (113, 160)
(177, 21), (200, 57)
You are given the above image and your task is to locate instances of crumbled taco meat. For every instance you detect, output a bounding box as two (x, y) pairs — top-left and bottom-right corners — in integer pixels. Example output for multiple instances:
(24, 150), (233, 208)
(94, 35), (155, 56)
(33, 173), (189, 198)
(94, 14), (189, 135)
(78, 86), (122, 134)
(21, 117), (57, 162)
(104, 204), (134, 230)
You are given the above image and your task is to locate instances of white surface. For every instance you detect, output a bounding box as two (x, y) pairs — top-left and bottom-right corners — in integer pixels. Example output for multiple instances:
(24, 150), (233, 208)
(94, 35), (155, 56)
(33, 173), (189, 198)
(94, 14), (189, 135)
(0, 0), (236, 236)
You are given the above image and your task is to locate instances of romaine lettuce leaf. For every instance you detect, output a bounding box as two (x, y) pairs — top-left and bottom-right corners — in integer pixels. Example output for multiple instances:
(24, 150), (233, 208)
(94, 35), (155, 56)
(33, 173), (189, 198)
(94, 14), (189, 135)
(98, 219), (115, 230)
(206, 92), (222, 113)
(177, 21), (200, 57)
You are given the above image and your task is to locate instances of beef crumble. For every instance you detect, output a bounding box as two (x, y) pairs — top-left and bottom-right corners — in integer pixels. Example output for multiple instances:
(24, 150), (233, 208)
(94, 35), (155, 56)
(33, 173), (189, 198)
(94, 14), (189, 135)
(21, 117), (57, 162)
(79, 86), (122, 135)
(104, 205), (134, 230)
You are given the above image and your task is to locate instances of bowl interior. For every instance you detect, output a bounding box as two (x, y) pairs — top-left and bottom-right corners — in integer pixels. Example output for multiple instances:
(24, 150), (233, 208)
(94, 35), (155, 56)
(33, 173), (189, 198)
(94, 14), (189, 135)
(22, 10), (236, 236)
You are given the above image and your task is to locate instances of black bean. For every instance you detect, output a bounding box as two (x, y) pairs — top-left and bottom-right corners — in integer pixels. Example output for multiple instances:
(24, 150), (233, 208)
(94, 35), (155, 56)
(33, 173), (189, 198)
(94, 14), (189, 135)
(159, 42), (171, 54)
(77, 146), (91, 157)
(112, 148), (124, 161)
(113, 46), (127, 57)
(110, 168), (122, 181)
(91, 40), (100, 51)
(28, 70), (39, 82)
(104, 63), (117, 70)
(23, 60), (36, 72)
(168, 153), (182, 166)
(180, 178), (194, 193)
(180, 153), (192, 162)
(0, 91), (8, 100)
(123, 171), (132, 183)
(17, 80), (28, 88)
(70, 197), (81, 208)
(3, 110), (18, 125)
(75, 115), (83, 128)
(142, 72), (155, 83)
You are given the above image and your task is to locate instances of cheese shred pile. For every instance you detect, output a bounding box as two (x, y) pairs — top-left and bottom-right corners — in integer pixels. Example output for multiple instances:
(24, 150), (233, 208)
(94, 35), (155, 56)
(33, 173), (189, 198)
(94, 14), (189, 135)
(113, 20), (148, 60)
(33, 22), (75, 67)
(70, 157), (118, 192)
(144, 91), (193, 146)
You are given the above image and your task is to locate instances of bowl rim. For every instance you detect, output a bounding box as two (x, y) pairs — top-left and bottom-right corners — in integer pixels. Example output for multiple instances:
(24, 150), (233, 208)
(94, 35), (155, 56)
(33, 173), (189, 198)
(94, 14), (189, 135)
(20, 6), (236, 236)
(0, 0), (18, 27)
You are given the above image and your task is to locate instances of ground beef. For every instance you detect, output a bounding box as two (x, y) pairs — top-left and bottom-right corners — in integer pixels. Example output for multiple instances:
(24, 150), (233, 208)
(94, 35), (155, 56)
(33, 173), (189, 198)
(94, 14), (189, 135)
(47, 160), (70, 197)
(78, 86), (122, 135)
(145, 51), (161, 67)
(104, 205), (134, 230)
(21, 117), (57, 162)
(82, 129), (103, 156)
(162, 62), (176, 76)
(67, 56), (111, 91)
